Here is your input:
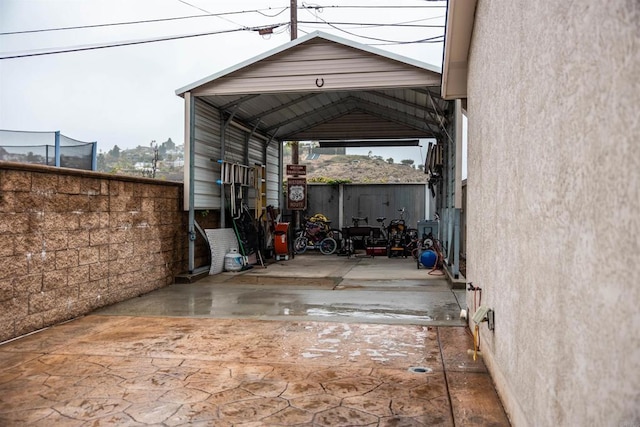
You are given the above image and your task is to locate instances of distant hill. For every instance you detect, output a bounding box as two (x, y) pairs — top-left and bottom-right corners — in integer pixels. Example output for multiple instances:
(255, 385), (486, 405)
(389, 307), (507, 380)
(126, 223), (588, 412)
(288, 154), (428, 184)
(98, 144), (427, 184)
(97, 140), (184, 181)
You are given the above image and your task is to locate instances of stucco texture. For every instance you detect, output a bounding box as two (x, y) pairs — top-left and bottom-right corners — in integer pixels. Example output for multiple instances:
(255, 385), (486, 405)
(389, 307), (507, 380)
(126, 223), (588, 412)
(465, 1), (639, 426)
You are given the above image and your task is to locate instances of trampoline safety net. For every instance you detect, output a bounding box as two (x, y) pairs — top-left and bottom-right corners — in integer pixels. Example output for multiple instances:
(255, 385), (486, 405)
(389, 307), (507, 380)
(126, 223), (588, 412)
(0, 129), (96, 171)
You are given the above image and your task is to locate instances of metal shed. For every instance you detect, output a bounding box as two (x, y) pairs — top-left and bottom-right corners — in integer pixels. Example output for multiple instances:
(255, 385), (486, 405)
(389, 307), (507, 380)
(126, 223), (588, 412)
(176, 31), (460, 274)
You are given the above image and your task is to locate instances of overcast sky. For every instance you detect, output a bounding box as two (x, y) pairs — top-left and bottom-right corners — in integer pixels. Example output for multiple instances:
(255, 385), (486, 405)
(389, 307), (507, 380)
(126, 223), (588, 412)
(0, 0), (446, 164)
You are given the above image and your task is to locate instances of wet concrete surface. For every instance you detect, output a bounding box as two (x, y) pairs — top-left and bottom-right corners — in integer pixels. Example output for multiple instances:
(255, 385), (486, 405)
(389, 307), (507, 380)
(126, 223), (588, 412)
(0, 254), (509, 426)
(94, 281), (463, 326)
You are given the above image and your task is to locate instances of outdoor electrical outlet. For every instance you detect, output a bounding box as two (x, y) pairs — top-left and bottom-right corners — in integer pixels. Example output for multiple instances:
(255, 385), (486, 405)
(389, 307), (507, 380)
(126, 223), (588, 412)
(472, 305), (490, 324)
(487, 309), (495, 331)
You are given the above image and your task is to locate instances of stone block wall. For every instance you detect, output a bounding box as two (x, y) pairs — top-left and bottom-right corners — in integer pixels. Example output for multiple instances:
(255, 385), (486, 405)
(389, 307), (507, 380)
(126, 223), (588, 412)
(0, 162), (200, 342)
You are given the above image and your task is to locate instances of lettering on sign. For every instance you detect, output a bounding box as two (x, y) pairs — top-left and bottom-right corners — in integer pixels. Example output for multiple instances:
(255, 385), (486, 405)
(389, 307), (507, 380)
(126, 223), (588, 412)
(286, 164), (306, 176)
(287, 177), (307, 210)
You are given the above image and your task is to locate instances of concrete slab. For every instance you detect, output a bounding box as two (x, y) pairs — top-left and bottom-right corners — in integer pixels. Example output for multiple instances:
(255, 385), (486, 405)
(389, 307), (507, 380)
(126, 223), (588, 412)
(0, 253), (509, 426)
(0, 318), (509, 426)
(94, 281), (465, 326)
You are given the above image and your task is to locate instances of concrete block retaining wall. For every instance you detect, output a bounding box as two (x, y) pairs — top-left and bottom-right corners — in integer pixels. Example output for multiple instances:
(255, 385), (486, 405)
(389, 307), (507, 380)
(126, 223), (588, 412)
(0, 162), (211, 342)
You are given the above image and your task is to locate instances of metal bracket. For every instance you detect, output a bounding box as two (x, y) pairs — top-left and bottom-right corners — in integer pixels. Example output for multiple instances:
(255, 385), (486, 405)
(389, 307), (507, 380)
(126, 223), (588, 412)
(487, 309), (495, 331)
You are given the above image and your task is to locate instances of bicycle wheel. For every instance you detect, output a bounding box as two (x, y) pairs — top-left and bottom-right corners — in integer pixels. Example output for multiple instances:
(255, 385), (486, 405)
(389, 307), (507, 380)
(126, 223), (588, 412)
(293, 236), (308, 254)
(319, 237), (337, 255)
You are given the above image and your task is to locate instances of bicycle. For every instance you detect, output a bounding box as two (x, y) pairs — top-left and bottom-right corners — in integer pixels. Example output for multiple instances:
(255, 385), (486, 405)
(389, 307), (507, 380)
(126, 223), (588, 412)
(312, 213), (344, 252)
(374, 208), (418, 258)
(293, 214), (338, 255)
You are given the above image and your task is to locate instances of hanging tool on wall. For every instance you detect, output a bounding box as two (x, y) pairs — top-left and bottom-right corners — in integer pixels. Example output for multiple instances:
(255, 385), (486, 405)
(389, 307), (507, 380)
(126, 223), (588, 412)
(216, 160), (254, 218)
(232, 203), (265, 268)
(216, 160), (267, 268)
(254, 164), (267, 220)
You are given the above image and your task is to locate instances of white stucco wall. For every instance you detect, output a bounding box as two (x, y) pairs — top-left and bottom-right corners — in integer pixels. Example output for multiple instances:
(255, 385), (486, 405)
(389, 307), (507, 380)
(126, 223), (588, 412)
(465, 1), (639, 426)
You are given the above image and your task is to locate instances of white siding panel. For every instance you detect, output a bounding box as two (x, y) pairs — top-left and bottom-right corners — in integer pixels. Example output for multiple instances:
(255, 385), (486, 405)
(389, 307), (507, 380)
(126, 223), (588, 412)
(236, 57), (412, 79)
(211, 120), (276, 212)
(191, 42), (440, 96)
(271, 42), (366, 62)
(192, 98), (222, 209)
(223, 126), (246, 164)
(266, 143), (280, 208)
(194, 71), (440, 95)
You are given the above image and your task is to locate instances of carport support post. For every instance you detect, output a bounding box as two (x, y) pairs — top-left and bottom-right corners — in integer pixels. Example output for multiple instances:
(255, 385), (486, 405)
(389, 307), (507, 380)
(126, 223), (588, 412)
(187, 93), (196, 273)
(292, 141), (300, 230)
(290, 0), (300, 230)
(339, 184), (345, 229)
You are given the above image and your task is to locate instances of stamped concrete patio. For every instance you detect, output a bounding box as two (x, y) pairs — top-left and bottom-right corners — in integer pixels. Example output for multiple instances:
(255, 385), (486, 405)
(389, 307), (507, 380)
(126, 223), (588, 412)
(0, 255), (509, 426)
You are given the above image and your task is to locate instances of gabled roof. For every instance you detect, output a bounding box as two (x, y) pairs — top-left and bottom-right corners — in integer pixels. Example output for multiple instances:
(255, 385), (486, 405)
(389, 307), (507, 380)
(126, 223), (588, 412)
(176, 31), (441, 96)
(176, 31), (449, 142)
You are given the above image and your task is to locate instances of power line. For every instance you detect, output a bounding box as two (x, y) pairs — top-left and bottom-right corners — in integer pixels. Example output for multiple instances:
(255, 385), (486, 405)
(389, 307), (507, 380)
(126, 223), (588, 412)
(0, 24), (288, 60)
(1, 18), (441, 60)
(1, 5), (442, 36)
(0, 8), (285, 36)
(176, 0), (247, 30)
(298, 25), (444, 45)
(299, 12), (444, 44)
(300, 5), (444, 44)
(299, 21), (444, 28)
(1, 2), (445, 59)
(368, 36), (444, 46)
(301, 3), (446, 9)
(176, 0), (212, 16)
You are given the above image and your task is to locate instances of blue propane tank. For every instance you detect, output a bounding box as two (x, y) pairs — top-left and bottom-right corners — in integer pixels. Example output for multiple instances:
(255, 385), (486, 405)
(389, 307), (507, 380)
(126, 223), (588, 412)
(224, 249), (243, 272)
(419, 250), (437, 268)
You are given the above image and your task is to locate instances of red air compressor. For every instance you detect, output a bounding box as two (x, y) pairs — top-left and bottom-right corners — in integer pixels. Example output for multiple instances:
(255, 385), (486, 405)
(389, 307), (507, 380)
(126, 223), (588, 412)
(274, 222), (290, 260)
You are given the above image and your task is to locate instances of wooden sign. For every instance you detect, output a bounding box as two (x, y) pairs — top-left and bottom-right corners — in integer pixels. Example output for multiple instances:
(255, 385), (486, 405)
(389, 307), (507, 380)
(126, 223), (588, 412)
(287, 177), (307, 210)
(286, 164), (306, 176)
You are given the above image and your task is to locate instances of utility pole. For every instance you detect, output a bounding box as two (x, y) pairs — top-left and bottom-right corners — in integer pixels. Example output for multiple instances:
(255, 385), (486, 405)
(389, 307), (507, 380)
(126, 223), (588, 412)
(290, 0), (300, 231)
(290, 0), (297, 40)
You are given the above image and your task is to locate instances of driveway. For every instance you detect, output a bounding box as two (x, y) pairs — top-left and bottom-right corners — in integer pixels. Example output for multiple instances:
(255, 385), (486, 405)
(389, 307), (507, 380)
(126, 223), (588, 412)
(0, 255), (509, 426)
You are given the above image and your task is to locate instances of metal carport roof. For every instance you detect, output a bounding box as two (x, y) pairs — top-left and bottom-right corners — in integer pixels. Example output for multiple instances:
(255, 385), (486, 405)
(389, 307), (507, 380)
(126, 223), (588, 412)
(176, 31), (449, 143)
(176, 31), (453, 273)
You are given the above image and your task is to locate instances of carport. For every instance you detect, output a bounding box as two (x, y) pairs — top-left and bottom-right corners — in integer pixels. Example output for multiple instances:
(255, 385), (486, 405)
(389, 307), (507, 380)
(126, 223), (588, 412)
(175, 31), (463, 277)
